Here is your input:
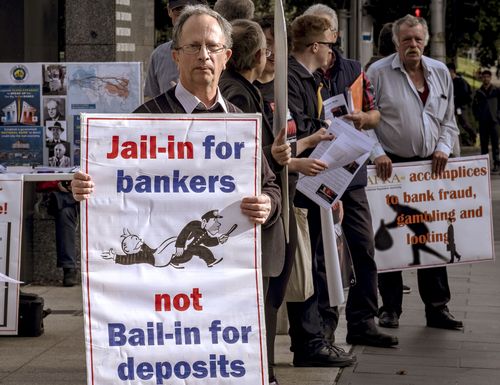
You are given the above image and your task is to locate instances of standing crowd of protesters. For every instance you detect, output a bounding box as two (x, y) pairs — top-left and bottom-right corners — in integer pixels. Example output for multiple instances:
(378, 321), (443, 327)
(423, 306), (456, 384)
(67, 1), (500, 384)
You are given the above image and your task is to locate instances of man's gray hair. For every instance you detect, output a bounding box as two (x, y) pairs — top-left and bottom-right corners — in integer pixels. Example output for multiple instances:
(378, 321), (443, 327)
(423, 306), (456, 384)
(227, 19), (266, 72)
(304, 3), (338, 32)
(392, 14), (429, 47)
(214, 0), (255, 21)
(172, 4), (233, 49)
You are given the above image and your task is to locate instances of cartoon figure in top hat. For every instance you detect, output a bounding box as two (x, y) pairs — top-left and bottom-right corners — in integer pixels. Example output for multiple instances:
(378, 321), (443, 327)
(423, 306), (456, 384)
(170, 209), (236, 268)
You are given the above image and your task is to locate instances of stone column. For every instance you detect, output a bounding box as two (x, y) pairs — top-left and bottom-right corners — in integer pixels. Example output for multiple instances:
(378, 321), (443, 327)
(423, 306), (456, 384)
(65, 0), (154, 67)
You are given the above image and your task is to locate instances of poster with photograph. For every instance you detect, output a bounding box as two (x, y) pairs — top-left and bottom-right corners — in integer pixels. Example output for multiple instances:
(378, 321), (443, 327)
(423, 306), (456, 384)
(43, 96), (66, 123)
(0, 62), (142, 168)
(42, 64), (67, 95)
(0, 174), (23, 335)
(80, 113), (267, 385)
(366, 155), (494, 271)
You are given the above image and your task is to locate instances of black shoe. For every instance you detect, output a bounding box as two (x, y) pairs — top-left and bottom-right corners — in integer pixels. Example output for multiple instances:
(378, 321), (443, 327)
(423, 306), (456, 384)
(63, 268), (77, 287)
(207, 258), (223, 267)
(293, 345), (355, 367)
(427, 309), (463, 330)
(346, 329), (399, 347)
(402, 284), (412, 294)
(378, 311), (399, 328)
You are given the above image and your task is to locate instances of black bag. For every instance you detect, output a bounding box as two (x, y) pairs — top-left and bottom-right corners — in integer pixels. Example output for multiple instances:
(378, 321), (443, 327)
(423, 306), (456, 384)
(18, 292), (49, 337)
(374, 220), (393, 251)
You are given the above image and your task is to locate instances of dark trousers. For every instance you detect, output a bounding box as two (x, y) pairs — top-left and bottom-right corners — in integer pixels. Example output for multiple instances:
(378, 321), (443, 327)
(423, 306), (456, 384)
(478, 122), (499, 164)
(378, 153), (452, 318)
(265, 210), (296, 379)
(342, 188), (379, 333)
(378, 267), (451, 317)
(51, 192), (79, 269)
(287, 202), (326, 354)
(287, 187), (379, 353)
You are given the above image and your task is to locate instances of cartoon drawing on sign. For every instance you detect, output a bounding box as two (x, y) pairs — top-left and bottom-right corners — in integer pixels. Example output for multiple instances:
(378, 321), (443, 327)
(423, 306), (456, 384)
(101, 229), (174, 267)
(101, 210), (237, 269)
(170, 210), (236, 268)
(384, 195), (448, 266)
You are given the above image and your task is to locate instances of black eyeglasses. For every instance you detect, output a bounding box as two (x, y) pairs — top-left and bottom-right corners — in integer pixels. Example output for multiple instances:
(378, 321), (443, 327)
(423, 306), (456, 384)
(175, 44), (227, 55)
(306, 41), (335, 49)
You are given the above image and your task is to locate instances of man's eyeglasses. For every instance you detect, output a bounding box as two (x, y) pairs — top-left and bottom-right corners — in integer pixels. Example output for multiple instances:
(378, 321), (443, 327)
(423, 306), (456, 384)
(264, 48), (273, 58)
(175, 44), (227, 55)
(306, 41), (335, 50)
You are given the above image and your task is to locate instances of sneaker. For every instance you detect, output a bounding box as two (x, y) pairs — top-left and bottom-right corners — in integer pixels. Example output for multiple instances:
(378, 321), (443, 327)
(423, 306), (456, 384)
(293, 345), (355, 367)
(403, 284), (412, 294)
(63, 268), (77, 287)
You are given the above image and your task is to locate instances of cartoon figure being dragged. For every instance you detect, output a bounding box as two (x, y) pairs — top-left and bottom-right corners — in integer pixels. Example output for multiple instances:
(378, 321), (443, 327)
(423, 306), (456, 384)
(101, 229), (175, 267)
(170, 210), (234, 268)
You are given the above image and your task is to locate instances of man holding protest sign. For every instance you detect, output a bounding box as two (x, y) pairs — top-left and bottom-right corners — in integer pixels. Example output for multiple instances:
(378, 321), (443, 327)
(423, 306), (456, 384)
(72, 6), (282, 383)
(367, 15), (462, 330)
(73, 4), (280, 231)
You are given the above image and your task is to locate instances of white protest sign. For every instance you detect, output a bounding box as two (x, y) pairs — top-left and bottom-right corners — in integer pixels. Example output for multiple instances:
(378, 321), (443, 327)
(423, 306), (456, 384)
(80, 114), (267, 385)
(0, 174), (23, 335)
(366, 155), (494, 271)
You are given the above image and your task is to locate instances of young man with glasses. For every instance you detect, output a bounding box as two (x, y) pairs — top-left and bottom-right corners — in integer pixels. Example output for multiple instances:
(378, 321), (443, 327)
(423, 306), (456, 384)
(304, 4), (398, 349)
(286, 14), (356, 368)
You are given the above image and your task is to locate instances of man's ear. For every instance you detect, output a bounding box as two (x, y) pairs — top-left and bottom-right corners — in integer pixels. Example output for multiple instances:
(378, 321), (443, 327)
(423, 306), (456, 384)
(254, 48), (263, 66)
(223, 48), (232, 70)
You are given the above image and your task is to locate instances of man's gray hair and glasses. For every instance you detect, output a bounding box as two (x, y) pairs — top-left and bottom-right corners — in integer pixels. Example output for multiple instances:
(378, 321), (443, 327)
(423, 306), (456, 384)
(172, 5), (233, 50)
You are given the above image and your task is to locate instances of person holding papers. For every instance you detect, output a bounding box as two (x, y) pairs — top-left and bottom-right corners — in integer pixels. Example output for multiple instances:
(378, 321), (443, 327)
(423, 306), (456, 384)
(366, 15), (462, 330)
(305, 4), (398, 349)
(72, 5), (280, 231)
(219, 17), (338, 381)
(285, 14), (356, 368)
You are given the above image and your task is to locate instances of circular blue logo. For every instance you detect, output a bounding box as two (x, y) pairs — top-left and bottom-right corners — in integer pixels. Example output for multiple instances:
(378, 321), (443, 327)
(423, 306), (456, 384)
(11, 65), (28, 82)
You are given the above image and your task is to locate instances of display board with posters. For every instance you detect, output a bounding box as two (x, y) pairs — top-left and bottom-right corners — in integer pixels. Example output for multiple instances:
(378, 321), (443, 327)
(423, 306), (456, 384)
(80, 113), (268, 384)
(366, 155), (494, 272)
(0, 63), (142, 168)
(0, 174), (23, 335)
